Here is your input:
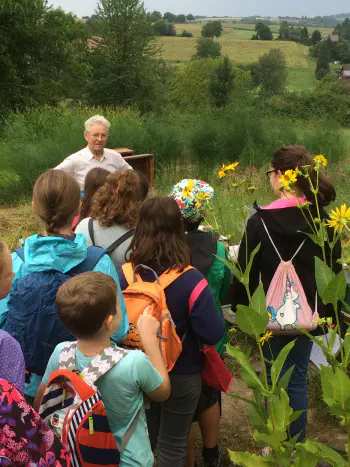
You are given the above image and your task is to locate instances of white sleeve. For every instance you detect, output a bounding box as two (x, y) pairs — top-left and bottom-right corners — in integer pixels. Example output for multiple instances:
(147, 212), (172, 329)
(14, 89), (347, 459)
(54, 157), (75, 174)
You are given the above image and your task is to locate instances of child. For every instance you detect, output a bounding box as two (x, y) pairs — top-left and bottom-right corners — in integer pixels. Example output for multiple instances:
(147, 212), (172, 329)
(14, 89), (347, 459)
(1, 169), (128, 400)
(0, 241), (25, 393)
(170, 180), (231, 467)
(232, 146), (342, 442)
(119, 196), (225, 467)
(34, 271), (170, 467)
(76, 170), (149, 269)
(72, 167), (111, 229)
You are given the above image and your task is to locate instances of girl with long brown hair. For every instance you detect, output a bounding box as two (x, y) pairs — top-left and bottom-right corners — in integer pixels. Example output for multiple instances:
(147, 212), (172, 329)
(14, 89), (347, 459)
(232, 145), (342, 446)
(75, 169), (149, 268)
(118, 196), (225, 467)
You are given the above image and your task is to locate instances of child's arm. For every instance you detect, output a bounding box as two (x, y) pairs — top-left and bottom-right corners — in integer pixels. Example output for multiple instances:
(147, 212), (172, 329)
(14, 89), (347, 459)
(34, 382), (46, 412)
(138, 310), (170, 402)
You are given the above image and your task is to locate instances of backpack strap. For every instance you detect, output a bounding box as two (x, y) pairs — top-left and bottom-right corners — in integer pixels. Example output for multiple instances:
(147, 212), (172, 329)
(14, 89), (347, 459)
(59, 341), (78, 371)
(88, 217), (96, 246)
(15, 247), (25, 262)
(260, 217), (307, 262)
(123, 263), (161, 285)
(120, 410), (141, 453)
(81, 346), (130, 389)
(158, 266), (194, 290)
(69, 246), (107, 275)
(106, 229), (135, 255)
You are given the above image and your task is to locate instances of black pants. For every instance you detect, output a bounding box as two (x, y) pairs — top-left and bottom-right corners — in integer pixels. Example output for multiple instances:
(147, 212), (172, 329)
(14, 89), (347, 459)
(146, 373), (202, 467)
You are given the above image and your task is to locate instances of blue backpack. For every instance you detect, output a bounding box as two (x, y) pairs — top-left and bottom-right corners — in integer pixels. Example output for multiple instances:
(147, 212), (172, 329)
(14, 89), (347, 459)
(6, 246), (106, 377)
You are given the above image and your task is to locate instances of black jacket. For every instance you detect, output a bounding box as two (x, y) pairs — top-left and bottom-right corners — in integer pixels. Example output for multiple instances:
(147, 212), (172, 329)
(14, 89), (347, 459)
(231, 203), (342, 334)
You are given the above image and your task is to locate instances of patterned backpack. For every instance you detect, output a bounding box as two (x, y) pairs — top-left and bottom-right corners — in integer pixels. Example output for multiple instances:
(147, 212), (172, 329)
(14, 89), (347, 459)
(261, 218), (319, 334)
(39, 342), (138, 467)
(121, 263), (193, 371)
(0, 378), (68, 466)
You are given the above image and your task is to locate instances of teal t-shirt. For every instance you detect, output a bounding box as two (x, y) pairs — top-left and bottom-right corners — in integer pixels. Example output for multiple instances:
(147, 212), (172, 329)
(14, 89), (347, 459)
(43, 342), (163, 467)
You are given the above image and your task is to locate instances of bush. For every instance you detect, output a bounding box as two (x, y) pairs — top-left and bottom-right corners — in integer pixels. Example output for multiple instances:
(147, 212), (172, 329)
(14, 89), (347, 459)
(181, 30), (193, 37)
(250, 49), (287, 96)
(194, 37), (222, 59)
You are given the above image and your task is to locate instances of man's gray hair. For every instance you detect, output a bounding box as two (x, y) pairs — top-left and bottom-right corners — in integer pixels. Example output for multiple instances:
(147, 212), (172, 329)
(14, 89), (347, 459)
(84, 115), (111, 133)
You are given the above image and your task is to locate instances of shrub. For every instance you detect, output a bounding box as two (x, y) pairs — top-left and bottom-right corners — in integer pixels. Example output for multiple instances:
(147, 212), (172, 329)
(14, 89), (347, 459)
(181, 30), (193, 37)
(194, 37), (222, 59)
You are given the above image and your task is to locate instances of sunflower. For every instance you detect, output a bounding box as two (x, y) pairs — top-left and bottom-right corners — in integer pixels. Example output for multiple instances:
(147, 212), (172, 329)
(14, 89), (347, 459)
(279, 169), (298, 188)
(195, 192), (211, 208)
(313, 154), (328, 168)
(327, 204), (350, 233)
(259, 331), (273, 346)
(225, 162), (239, 172)
(218, 161), (239, 179)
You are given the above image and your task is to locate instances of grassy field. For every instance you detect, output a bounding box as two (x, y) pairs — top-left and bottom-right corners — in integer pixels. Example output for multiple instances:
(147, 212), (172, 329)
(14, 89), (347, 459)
(287, 65), (317, 91)
(158, 36), (309, 67)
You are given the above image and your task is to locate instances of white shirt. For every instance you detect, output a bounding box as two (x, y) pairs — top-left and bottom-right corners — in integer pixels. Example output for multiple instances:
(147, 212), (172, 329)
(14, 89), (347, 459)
(55, 146), (132, 189)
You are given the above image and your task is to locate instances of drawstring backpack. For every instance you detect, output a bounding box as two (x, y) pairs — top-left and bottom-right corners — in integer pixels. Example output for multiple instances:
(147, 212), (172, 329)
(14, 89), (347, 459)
(39, 342), (139, 467)
(261, 218), (319, 334)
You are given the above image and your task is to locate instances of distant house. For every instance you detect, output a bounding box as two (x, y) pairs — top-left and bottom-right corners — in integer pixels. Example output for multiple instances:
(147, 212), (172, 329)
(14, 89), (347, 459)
(340, 65), (350, 86)
(321, 34), (339, 42)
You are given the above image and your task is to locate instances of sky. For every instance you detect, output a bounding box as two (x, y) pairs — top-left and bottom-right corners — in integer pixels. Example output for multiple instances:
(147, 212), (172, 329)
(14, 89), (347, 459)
(50, 0), (349, 18)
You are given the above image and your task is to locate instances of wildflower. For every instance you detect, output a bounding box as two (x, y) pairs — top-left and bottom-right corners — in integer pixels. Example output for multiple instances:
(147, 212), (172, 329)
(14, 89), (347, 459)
(279, 169), (298, 188)
(259, 331), (273, 346)
(316, 317), (327, 325)
(226, 162), (239, 172)
(248, 186), (257, 193)
(327, 204), (350, 233)
(182, 179), (195, 200)
(195, 192), (211, 208)
(313, 154), (328, 168)
(218, 162), (239, 179)
(326, 317), (333, 326)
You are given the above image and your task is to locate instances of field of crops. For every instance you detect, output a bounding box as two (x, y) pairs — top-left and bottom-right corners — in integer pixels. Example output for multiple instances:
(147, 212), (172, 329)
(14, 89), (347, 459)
(177, 22), (334, 36)
(158, 36), (310, 67)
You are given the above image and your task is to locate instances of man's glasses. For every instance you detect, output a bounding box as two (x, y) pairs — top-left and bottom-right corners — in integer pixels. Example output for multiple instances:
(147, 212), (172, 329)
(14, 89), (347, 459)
(87, 131), (108, 139)
(266, 169), (276, 179)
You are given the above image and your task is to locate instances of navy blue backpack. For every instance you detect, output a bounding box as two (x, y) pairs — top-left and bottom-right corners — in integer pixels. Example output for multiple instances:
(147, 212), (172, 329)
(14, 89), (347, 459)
(6, 246), (106, 377)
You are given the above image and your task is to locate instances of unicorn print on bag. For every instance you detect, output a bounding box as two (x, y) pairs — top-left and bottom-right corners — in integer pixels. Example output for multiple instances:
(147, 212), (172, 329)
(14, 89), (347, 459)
(261, 217), (319, 334)
(268, 279), (301, 331)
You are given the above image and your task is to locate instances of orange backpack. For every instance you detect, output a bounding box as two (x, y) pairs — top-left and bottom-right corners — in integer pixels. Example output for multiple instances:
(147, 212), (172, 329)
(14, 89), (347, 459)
(121, 263), (193, 371)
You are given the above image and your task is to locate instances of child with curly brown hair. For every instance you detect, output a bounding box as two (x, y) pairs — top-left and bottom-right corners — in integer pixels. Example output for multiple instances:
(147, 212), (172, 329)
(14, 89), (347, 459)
(75, 170), (149, 268)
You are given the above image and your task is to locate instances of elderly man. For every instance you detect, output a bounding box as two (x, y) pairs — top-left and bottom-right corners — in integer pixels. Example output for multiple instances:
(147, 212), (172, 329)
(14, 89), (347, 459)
(55, 115), (132, 189)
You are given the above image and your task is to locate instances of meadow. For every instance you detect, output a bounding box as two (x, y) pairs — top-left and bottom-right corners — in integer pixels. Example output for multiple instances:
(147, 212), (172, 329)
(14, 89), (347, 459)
(0, 108), (348, 245)
(158, 36), (309, 67)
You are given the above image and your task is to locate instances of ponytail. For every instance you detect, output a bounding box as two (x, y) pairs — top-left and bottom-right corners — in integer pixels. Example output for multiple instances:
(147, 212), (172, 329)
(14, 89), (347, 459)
(33, 170), (80, 234)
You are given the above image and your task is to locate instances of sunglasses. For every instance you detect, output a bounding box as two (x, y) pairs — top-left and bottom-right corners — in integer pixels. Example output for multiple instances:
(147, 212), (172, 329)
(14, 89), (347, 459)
(266, 169), (276, 179)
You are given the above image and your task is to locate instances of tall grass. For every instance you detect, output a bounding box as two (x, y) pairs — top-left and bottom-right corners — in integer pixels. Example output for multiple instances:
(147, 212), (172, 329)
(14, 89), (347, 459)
(0, 106), (348, 205)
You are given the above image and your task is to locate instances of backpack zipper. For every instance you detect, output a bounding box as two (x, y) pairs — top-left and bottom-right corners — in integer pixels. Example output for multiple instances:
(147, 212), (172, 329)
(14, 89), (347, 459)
(88, 413), (94, 435)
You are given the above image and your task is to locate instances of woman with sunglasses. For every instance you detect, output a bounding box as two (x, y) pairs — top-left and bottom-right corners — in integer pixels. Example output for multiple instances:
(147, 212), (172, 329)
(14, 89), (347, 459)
(231, 145), (342, 446)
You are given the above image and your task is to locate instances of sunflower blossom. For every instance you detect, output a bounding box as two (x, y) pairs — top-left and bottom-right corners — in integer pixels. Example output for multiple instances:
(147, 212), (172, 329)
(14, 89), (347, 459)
(195, 192), (211, 208)
(259, 331), (273, 346)
(327, 204), (350, 233)
(313, 154), (328, 168)
(279, 169), (298, 188)
(218, 162), (239, 179)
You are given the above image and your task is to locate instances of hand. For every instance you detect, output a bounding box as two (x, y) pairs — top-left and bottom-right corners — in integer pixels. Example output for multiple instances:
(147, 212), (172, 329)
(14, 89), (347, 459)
(138, 307), (160, 344)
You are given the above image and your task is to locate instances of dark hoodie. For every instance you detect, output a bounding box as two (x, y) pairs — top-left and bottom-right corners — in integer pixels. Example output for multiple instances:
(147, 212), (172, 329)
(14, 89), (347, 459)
(231, 199), (342, 334)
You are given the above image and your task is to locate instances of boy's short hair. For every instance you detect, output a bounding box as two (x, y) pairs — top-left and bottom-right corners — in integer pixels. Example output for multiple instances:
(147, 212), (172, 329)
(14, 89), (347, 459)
(56, 272), (118, 339)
